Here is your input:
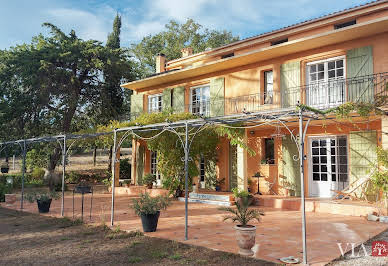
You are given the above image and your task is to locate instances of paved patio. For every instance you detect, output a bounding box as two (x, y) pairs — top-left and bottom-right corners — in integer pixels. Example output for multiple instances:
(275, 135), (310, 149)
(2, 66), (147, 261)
(2, 193), (388, 265)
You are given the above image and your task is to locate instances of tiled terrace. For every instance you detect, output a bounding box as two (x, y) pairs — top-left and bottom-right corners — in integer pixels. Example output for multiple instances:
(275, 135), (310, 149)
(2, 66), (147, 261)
(2, 193), (388, 265)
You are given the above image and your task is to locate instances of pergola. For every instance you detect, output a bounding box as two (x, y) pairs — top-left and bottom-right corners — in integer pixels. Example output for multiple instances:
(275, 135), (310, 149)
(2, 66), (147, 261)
(1, 106), (321, 264)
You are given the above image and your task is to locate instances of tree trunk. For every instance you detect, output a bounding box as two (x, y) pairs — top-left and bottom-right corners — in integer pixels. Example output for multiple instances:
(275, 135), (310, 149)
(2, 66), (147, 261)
(47, 147), (62, 191)
(93, 146), (97, 166)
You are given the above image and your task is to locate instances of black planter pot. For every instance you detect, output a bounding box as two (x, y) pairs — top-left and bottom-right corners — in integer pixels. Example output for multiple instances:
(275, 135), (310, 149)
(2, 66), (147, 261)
(140, 211), (160, 232)
(215, 185), (221, 192)
(37, 199), (52, 213)
(1, 167), (9, 173)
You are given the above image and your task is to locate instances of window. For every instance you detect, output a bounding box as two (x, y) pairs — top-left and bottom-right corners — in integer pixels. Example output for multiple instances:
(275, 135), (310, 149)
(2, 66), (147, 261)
(191, 85), (210, 116)
(264, 70), (273, 104)
(271, 38), (288, 46)
(264, 138), (275, 164)
(148, 94), (162, 113)
(200, 156), (205, 182)
(150, 151), (160, 180)
(306, 56), (345, 108)
(334, 20), (356, 30)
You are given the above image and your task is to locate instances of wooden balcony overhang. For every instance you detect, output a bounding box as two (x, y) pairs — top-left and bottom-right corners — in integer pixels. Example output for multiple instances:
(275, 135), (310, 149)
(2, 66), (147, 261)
(121, 17), (388, 93)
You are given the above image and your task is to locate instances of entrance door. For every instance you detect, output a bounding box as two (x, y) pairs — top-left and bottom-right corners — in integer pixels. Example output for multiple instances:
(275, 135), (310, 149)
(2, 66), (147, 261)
(309, 136), (348, 197)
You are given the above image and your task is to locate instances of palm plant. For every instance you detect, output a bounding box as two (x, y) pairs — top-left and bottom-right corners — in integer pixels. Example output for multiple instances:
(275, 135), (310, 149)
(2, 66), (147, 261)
(219, 197), (264, 227)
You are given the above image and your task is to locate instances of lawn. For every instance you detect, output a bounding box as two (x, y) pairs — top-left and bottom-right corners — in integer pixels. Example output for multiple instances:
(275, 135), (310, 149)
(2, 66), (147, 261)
(0, 207), (275, 265)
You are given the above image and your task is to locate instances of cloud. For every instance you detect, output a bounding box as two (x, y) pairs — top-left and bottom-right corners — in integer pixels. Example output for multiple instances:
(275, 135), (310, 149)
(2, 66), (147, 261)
(0, 0), (372, 49)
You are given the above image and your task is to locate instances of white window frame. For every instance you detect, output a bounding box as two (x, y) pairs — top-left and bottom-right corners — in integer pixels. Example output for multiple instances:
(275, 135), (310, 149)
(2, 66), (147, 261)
(306, 55), (346, 108)
(148, 93), (163, 113)
(190, 84), (210, 116)
(150, 151), (161, 185)
(264, 70), (274, 104)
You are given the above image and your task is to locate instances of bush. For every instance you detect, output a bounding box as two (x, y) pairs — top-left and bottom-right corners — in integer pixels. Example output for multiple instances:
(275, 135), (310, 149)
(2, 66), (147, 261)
(30, 168), (45, 181)
(66, 171), (82, 184)
(120, 159), (131, 179)
(25, 190), (59, 203)
(131, 192), (171, 216)
(0, 183), (12, 202)
(143, 173), (156, 188)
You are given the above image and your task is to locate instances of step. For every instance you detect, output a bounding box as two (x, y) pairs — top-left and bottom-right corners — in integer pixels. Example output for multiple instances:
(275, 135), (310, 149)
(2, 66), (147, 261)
(188, 192), (232, 202)
(178, 197), (233, 206)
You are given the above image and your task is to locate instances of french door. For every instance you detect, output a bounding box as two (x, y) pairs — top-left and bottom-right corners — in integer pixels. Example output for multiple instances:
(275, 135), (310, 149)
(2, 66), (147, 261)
(306, 56), (346, 109)
(309, 136), (348, 197)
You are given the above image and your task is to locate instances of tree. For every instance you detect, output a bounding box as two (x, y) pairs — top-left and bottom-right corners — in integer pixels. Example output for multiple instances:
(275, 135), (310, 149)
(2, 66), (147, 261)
(131, 19), (239, 77)
(0, 21), (137, 189)
(98, 14), (137, 124)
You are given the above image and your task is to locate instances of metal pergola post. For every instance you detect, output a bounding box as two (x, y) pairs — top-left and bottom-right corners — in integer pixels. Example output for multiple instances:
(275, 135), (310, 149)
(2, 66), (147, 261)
(20, 140), (26, 210)
(111, 129), (117, 226)
(61, 135), (66, 217)
(299, 107), (308, 265)
(184, 122), (189, 240)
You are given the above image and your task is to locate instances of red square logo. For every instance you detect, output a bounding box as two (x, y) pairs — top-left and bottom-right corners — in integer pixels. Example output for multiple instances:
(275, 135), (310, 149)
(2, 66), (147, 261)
(372, 241), (388, 257)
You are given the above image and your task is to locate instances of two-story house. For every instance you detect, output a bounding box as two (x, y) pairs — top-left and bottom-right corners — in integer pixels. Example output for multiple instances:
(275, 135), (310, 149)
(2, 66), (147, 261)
(122, 0), (388, 198)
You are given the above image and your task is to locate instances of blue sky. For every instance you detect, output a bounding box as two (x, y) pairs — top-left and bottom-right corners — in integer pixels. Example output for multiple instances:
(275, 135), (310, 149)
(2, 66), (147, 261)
(0, 0), (372, 49)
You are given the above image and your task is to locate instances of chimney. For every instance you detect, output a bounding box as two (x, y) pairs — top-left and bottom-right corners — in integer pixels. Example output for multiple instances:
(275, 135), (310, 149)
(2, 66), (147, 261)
(155, 53), (166, 73)
(181, 47), (193, 58)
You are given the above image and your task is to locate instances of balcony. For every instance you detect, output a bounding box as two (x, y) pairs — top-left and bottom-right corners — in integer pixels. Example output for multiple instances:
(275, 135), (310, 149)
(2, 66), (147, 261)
(127, 73), (388, 120)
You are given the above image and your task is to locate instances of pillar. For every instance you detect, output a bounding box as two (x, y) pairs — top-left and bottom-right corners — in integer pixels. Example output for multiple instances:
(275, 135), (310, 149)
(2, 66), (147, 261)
(237, 130), (248, 191)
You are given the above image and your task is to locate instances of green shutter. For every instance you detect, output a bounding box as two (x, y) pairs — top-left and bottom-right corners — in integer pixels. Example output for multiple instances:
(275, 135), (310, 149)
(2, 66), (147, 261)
(162, 88), (172, 111)
(172, 86), (185, 113)
(130, 93), (144, 120)
(136, 145), (145, 185)
(349, 130), (377, 184)
(281, 135), (301, 196)
(210, 77), (225, 117)
(281, 61), (300, 108)
(346, 46), (374, 103)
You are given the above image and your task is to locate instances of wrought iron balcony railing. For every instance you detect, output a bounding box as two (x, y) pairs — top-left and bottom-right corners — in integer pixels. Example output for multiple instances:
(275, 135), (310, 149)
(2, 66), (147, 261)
(126, 72), (388, 121)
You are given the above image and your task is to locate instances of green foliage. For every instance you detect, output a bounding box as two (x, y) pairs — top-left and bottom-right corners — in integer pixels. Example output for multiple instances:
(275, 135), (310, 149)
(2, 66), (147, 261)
(25, 190), (59, 203)
(66, 171), (82, 184)
(371, 147), (388, 193)
(231, 188), (250, 199)
(119, 158), (131, 179)
(131, 19), (239, 77)
(131, 192), (171, 216)
(219, 197), (264, 226)
(143, 173), (156, 187)
(30, 167), (45, 181)
(0, 183), (12, 202)
(26, 148), (49, 170)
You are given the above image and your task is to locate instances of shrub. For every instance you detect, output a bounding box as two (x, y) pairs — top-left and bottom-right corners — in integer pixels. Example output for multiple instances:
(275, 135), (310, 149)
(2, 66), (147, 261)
(30, 168), (45, 181)
(232, 188), (251, 199)
(25, 190), (59, 203)
(131, 192), (171, 216)
(0, 183), (12, 202)
(120, 159), (131, 179)
(143, 173), (156, 188)
(66, 171), (82, 184)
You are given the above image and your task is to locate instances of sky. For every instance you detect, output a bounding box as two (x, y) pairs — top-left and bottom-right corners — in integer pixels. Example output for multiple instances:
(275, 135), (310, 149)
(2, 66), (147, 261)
(0, 0), (373, 49)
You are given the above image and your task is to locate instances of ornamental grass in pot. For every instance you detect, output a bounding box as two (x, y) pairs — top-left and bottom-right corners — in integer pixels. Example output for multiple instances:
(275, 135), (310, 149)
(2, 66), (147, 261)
(131, 192), (171, 232)
(25, 190), (59, 213)
(219, 197), (264, 256)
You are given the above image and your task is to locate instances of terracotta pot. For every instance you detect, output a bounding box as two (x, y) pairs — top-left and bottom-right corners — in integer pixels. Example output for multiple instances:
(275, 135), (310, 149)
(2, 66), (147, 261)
(234, 224), (256, 256)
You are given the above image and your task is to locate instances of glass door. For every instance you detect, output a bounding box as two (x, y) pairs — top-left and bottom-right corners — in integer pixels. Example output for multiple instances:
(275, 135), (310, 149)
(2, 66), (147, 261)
(309, 136), (348, 197)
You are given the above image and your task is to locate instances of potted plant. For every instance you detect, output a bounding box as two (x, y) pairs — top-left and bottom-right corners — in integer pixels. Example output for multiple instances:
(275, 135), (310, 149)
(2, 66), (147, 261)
(247, 178), (253, 193)
(283, 180), (296, 196)
(131, 192), (171, 232)
(25, 190), (59, 213)
(219, 197), (264, 256)
(1, 162), (9, 174)
(215, 178), (225, 192)
(143, 173), (156, 189)
(232, 188), (254, 206)
(123, 179), (131, 188)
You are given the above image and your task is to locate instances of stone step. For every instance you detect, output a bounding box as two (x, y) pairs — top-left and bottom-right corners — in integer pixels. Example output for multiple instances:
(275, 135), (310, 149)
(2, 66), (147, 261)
(188, 192), (232, 202)
(178, 197), (233, 206)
